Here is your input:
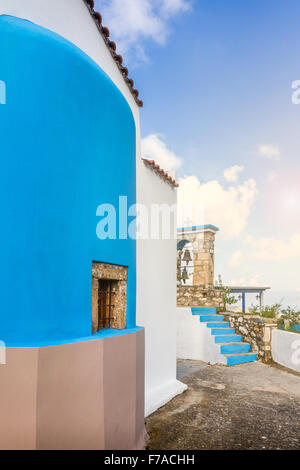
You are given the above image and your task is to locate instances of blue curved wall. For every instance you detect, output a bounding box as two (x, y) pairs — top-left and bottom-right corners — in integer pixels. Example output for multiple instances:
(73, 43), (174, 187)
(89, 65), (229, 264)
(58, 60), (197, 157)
(0, 16), (136, 345)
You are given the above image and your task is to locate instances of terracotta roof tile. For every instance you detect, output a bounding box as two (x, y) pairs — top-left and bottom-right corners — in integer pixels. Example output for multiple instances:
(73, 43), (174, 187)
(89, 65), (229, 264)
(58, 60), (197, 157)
(84, 0), (143, 107)
(142, 158), (179, 188)
(108, 40), (117, 52)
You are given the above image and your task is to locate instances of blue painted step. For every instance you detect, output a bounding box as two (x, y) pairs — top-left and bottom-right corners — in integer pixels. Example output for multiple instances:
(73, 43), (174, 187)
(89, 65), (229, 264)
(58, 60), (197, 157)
(199, 315), (224, 322)
(192, 308), (217, 315)
(207, 322), (230, 328)
(190, 306), (257, 366)
(211, 328), (235, 336)
(214, 335), (242, 343)
(226, 353), (257, 366)
(220, 343), (251, 354)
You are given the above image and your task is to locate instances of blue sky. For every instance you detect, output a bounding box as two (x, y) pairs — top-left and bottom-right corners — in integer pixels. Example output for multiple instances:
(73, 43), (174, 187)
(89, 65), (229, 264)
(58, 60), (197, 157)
(97, 0), (300, 310)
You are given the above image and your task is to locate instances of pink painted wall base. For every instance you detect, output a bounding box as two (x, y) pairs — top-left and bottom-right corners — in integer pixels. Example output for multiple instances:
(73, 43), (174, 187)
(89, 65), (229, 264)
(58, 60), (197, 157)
(0, 330), (145, 450)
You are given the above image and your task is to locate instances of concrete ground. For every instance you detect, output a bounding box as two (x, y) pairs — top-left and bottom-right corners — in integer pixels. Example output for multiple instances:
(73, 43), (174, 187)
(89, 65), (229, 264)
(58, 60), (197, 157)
(146, 360), (300, 450)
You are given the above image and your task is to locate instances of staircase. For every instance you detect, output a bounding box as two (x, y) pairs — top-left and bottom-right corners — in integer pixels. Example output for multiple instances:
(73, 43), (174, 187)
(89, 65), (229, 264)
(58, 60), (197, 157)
(192, 308), (257, 366)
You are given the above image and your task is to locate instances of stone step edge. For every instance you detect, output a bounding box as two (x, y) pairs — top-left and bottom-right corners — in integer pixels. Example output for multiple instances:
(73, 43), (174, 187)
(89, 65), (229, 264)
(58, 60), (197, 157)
(211, 328), (235, 332)
(223, 352), (257, 357)
(199, 317), (224, 320)
(214, 334), (239, 337)
(200, 319), (225, 323)
(199, 315), (223, 317)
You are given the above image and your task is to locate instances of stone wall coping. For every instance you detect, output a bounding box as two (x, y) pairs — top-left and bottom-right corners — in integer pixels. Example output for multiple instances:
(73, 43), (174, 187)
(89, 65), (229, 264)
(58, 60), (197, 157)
(222, 312), (277, 364)
(224, 311), (277, 325)
(178, 285), (215, 290)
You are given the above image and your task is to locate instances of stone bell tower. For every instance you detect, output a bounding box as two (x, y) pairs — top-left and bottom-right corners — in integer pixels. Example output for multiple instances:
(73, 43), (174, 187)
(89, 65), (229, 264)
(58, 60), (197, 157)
(177, 225), (218, 287)
(177, 225), (224, 308)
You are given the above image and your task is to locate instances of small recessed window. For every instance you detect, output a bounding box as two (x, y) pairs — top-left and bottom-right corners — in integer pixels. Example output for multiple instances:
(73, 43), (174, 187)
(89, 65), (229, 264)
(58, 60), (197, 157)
(92, 262), (127, 333)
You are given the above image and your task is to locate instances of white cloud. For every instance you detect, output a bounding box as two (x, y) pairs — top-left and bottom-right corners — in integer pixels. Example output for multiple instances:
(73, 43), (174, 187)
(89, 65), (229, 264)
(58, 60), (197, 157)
(267, 170), (279, 183)
(96, 0), (191, 61)
(161, 0), (191, 14)
(245, 233), (300, 261)
(228, 250), (244, 268)
(229, 275), (262, 287)
(177, 175), (258, 238)
(258, 144), (281, 160)
(141, 138), (257, 239)
(223, 165), (244, 183)
(141, 134), (182, 170)
(229, 233), (300, 267)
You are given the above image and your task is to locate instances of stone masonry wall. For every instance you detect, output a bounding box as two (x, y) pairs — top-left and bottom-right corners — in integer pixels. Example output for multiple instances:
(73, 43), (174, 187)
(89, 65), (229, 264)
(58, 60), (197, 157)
(193, 231), (215, 286)
(223, 312), (277, 363)
(177, 230), (216, 287)
(177, 285), (224, 309)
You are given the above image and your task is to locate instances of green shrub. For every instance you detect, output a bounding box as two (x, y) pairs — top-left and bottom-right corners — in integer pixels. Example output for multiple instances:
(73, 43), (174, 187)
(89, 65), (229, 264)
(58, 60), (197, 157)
(248, 303), (282, 319)
(277, 306), (300, 330)
(216, 287), (237, 312)
(248, 304), (260, 316)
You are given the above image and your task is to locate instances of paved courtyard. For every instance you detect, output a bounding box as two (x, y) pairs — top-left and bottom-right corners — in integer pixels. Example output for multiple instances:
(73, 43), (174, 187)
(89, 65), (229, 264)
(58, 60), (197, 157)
(146, 360), (300, 450)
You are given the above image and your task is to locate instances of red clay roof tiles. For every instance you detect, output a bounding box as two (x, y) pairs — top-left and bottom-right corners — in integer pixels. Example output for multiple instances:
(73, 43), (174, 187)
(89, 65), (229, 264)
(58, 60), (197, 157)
(84, 0), (143, 107)
(142, 158), (179, 188)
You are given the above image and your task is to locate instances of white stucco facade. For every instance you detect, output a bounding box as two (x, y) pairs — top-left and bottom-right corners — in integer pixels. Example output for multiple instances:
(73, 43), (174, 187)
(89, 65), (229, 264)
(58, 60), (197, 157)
(136, 163), (187, 417)
(177, 308), (226, 364)
(272, 329), (300, 373)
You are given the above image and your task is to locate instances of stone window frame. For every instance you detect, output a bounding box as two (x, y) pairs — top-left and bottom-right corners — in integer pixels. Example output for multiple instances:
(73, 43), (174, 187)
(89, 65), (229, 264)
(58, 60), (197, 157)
(92, 262), (127, 333)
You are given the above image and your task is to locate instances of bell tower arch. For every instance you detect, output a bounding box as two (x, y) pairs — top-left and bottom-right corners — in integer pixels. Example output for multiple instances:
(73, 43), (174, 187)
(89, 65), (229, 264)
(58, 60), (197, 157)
(177, 225), (219, 287)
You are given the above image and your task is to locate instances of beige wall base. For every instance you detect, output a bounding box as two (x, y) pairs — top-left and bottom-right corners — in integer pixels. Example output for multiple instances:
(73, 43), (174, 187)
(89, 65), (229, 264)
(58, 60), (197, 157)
(0, 330), (145, 450)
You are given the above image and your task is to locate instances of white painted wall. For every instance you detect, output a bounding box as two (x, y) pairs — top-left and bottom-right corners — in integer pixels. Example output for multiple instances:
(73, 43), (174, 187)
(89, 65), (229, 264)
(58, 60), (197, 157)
(136, 162), (187, 416)
(177, 308), (226, 364)
(272, 329), (300, 373)
(0, 0), (141, 156)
